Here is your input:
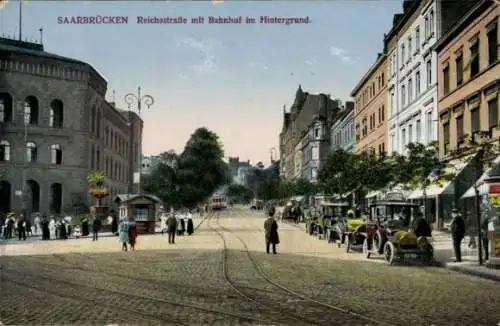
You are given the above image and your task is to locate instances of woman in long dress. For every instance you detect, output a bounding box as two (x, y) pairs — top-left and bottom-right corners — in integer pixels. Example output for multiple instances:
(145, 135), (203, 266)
(160, 214), (167, 235)
(118, 218), (130, 251)
(49, 218), (56, 240)
(128, 218), (138, 251)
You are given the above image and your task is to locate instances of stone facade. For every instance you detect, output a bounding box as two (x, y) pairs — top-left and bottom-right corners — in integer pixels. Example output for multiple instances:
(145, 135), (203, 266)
(279, 85), (341, 180)
(352, 54), (388, 155)
(0, 37), (142, 217)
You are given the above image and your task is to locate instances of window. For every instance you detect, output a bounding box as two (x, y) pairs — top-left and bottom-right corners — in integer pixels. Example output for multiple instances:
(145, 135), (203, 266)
(415, 70), (421, 95)
(456, 115), (464, 143)
(391, 91), (395, 114)
(391, 134), (396, 150)
(380, 105), (385, 122)
(401, 85), (406, 107)
(429, 10), (434, 35)
(408, 37), (412, 59)
(356, 124), (360, 141)
(426, 60), (432, 87)
(425, 16), (429, 39)
(91, 146), (95, 169)
(50, 99), (64, 128)
(456, 54), (463, 86)
(415, 27), (420, 51)
(381, 73), (385, 86)
(24, 96), (39, 125)
(489, 98), (499, 131)
(91, 106), (96, 133)
(0, 140), (10, 161)
(427, 111), (433, 141)
(443, 122), (450, 154)
(312, 147), (319, 160)
(488, 23), (498, 65)
(408, 78), (413, 102)
(416, 119), (421, 142)
(401, 129), (406, 149)
(311, 167), (318, 180)
(0, 96), (13, 123)
(26, 142), (37, 162)
(471, 108), (480, 137)
(470, 40), (480, 78)
(50, 144), (62, 165)
(314, 127), (320, 139)
(408, 124), (413, 143)
(443, 65), (450, 95)
(401, 44), (405, 66)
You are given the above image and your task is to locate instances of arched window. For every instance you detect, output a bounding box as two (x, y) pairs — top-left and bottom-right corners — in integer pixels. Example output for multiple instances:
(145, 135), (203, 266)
(24, 96), (39, 125)
(26, 142), (38, 162)
(50, 144), (62, 165)
(0, 93), (13, 123)
(0, 140), (10, 161)
(50, 99), (64, 128)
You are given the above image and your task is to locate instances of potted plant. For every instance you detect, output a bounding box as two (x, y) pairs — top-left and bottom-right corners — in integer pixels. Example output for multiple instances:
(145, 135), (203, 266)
(87, 170), (110, 206)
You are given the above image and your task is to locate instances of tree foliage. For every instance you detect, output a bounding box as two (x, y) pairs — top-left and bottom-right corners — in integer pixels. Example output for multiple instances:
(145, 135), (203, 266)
(143, 127), (229, 209)
(226, 183), (254, 203)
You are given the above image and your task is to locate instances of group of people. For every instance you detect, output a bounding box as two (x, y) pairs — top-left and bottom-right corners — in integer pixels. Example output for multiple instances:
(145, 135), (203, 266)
(117, 217), (138, 251)
(160, 212), (195, 244)
(1, 213), (30, 240)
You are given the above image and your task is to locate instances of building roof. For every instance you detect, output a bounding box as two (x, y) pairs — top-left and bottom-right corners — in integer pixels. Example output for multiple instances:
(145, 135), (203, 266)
(432, 0), (492, 53)
(114, 194), (162, 204)
(383, 0), (422, 47)
(350, 53), (386, 97)
(0, 37), (108, 83)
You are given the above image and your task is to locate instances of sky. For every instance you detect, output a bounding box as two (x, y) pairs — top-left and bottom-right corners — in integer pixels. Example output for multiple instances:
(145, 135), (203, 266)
(0, 0), (402, 165)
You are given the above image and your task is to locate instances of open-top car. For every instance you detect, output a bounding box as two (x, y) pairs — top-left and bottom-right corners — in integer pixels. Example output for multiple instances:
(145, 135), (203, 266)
(363, 195), (433, 265)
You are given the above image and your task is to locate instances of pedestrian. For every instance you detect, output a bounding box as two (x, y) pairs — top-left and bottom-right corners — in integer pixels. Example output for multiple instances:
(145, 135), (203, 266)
(263, 206), (279, 254)
(128, 217), (138, 251)
(176, 215), (183, 236)
(17, 214), (27, 241)
(118, 218), (130, 251)
(465, 210), (477, 249)
(450, 209), (466, 262)
(92, 216), (101, 241)
(160, 214), (167, 235)
(480, 215), (490, 262)
(111, 214), (118, 236)
(25, 218), (32, 237)
(166, 213), (177, 244)
(49, 217), (56, 240)
(6, 213), (14, 239)
(60, 220), (68, 239)
(186, 216), (194, 236)
(41, 214), (50, 240)
(33, 214), (40, 236)
(81, 216), (89, 236)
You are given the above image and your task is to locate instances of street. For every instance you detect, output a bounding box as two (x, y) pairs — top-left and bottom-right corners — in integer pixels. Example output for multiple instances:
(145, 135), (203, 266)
(0, 208), (499, 326)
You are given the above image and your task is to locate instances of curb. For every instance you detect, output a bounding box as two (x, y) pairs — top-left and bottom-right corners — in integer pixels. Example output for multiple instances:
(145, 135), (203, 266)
(433, 260), (500, 282)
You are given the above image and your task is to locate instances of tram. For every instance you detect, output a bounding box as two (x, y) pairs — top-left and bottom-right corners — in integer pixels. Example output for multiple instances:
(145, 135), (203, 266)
(210, 195), (228, 210)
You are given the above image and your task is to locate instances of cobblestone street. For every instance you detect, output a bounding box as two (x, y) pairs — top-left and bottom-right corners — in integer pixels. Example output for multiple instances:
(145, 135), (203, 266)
(1, 208), (500, 325)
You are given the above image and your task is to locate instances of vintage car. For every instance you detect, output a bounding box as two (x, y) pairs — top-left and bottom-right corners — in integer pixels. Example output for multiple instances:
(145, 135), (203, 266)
(341, 213), (371, 251)
(363, 198), (433, 265)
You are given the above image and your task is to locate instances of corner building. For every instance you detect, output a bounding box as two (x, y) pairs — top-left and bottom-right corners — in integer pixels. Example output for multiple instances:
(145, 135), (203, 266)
(0, 37), (142, 217)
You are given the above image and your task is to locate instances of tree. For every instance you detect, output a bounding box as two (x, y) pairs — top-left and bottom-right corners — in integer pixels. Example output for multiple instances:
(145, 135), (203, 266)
(143, 127), (229, 209)
(293, 178), (317, 197)
(227, 183), (254, 203)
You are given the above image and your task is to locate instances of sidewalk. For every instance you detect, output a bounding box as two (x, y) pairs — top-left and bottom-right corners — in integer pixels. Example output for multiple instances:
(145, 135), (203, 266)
(431, 231), (500, 282)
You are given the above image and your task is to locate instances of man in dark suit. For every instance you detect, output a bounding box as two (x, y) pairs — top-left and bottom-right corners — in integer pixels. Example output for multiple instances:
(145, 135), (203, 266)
(166, 213), (178, 244)
(264, 206), (279, 254)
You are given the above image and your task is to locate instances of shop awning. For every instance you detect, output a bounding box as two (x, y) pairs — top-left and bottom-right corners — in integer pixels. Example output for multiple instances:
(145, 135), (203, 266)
(408, 154), (475, 199)
(461, 155), (500, 199)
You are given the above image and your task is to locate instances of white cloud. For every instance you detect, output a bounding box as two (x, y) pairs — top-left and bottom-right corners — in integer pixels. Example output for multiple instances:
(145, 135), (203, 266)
(176, 37), (221, 73)
(330, 46), (356, 64)
(247, 61), (269, 70)
(305, 57), (316, 65)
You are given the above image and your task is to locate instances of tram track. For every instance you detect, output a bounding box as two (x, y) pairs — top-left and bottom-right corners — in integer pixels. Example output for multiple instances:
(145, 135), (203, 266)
(208, 213), (321, 326)
(217, 209), (395, 326)
(1, 212), (274, 325)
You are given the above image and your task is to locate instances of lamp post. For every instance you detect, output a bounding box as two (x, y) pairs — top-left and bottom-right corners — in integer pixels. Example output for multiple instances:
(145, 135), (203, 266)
(19, 100), (28, 217)
(124, 87), (154, 194)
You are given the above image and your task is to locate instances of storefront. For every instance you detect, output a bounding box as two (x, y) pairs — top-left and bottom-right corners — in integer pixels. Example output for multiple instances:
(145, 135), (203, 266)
(114, 194), (162, 234)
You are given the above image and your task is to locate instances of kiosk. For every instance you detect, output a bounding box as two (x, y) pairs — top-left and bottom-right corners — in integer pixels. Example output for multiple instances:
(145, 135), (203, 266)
(114, 194), (161, 234)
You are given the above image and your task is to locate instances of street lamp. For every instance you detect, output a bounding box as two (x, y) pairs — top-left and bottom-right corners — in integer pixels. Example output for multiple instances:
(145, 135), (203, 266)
(17, 100), (29, 217)
(124, 87), (154, 194)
